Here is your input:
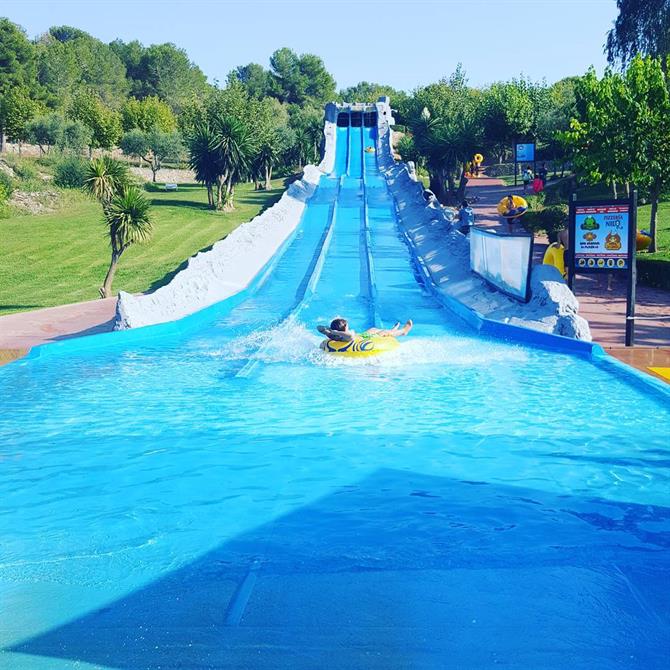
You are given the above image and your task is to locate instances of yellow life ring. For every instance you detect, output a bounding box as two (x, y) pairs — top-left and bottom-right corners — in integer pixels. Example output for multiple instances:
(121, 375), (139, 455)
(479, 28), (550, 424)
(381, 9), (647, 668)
(497, 195), (528, 218)
(323, 336), (399, 357)
(542, 243), (566, 278)
(473, 153), (484, 164)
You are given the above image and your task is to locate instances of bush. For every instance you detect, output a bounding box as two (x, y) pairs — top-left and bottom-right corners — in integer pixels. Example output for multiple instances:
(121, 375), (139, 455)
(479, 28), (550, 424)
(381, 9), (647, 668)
(523, 204), (568, 242)
(637, 258), (670, 290)
(54, 156), (88, 188)
(11, 160), (38, 181)
(0, 170), (14, 198)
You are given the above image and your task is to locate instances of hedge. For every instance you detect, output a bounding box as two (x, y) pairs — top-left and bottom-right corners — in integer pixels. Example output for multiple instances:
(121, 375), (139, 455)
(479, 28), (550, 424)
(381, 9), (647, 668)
(636, 258), (670, 291)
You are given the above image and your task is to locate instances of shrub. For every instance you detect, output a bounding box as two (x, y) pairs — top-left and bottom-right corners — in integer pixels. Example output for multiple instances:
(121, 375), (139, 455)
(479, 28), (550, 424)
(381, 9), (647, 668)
(0, 170), (14, 198)
(54, 156), (88, 188)
(637, 258), (670, 290)
(523, 204), (568, 242)
(11, 160), (38, 181)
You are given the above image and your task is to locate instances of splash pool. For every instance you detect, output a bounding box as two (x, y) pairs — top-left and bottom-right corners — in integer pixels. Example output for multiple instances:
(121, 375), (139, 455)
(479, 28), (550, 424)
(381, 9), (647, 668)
(1, 114), (669, 669)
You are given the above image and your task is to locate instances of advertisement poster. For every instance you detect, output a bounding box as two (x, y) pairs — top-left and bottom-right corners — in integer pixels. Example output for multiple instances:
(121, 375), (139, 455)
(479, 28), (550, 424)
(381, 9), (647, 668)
(515, 143), (535, 162)
(574, 204), (630, 270)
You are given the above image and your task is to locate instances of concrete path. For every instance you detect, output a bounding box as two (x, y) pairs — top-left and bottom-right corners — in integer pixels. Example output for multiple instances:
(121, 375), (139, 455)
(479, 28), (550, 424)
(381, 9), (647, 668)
(0, 298), (116, 351)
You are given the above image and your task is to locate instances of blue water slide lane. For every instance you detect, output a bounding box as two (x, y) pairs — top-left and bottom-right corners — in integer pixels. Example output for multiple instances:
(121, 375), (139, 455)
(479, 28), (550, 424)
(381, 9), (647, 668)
(235, 177), (341, 377)
(9, 113), (670, 398)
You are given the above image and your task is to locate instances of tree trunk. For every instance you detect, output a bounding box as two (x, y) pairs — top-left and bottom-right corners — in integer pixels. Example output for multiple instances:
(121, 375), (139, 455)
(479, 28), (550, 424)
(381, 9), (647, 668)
(152, 167), (157, 182)
(649, 177), (660, 253)
(206, 183), (214, 208)
(100, 251), (121, 298)
(223, 183), (235, 212)
(611, 181), (618, 199)
(0, 129), (5, 153)
(428, 171), (448, 204)
(264, 166), (272, 190)
(455, 168), (468, 203)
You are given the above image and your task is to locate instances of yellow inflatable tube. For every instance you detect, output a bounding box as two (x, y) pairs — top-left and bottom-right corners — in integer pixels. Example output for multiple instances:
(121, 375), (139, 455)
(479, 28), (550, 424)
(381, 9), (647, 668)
(542, 243), (566, 278)
(323, 336), (399, 357)
(497, 195), (528, 218)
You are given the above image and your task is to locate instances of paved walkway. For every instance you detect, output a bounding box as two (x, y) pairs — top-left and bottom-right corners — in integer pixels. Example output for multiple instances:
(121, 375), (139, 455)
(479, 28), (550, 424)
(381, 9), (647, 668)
(0, 298), (116, 352)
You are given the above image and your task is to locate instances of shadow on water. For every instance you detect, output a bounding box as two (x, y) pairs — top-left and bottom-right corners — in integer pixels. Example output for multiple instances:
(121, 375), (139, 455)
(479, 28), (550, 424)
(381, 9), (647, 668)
(8, 469), (670, 669)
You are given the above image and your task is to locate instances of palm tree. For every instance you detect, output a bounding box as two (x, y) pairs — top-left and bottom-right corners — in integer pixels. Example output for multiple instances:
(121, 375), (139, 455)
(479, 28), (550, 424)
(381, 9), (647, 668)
(186, 122), (220, 208)
(252, 133), (280, 190)
(99, 185), (153, 298)
(83, 156), (129, 208)
(211, 112), (258, 211)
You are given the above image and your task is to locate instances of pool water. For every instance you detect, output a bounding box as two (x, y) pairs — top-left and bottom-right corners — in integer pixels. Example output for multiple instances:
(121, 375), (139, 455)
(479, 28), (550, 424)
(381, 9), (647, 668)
(1, 123), (669, 669)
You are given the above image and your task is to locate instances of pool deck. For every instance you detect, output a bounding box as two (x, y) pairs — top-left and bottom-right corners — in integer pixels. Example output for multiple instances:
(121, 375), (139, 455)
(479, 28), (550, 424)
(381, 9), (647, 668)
(1, 179), (668, 383)
(0, 298), (116, 363)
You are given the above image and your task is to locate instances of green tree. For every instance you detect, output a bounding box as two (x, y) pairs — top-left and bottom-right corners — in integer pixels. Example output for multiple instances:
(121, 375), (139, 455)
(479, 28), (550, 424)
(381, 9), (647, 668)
(339, 81), (407, 105)
(250, 97), (289, 189)
(0, 19), (40, 150)
(269, 48), (336, 105)
(288, 104), (324, 167)
(27, 113), (66, 154)
(228, 63), (271, 98)
(36, 27), (129, 108)
(186, 121), (219, 207)
(395, 133), (424, 172)
(563, 57), (670, 251)
(405, 67), (483, 203)
(109, 39), (147, 99)
(0, 87), (45, 150)
(121, 96), (176, 132)
(606, 0), (670, 66)
(481, 80), (536, 163)
(59, 119), (92, 154)
(210, 112), (257, 210)
(83, 154), (129, 204)
(120, 128), (182, 181)
(536, 77), (579, 171)
(69, 90), (123, 153)
(82, 155), (152, 297)
(100, 185), (153, 297)
(133, 43), (209, 113)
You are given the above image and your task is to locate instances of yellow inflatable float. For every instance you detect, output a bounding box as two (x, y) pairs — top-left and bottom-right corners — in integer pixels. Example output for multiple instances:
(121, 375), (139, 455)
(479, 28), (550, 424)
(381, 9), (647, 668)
(497, 195), (528, 219)
(636, 231), (652, 251)
(473, 153), (484, 164)
(322, 336), (399, 357)
(543, 242), (566, 278)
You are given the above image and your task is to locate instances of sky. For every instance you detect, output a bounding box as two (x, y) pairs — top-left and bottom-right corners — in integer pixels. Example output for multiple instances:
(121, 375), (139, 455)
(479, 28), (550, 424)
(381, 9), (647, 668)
(4, 0), (619, 91)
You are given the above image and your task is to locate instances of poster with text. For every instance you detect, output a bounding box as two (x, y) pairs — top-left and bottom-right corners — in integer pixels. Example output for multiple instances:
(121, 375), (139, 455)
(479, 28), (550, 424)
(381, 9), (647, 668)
(515, 143), (535, 162)
(574, 204), (630, 270)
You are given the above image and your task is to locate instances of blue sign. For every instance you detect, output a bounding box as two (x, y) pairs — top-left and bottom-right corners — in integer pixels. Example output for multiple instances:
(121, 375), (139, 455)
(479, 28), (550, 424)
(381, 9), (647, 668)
(515, 143), (535, 162)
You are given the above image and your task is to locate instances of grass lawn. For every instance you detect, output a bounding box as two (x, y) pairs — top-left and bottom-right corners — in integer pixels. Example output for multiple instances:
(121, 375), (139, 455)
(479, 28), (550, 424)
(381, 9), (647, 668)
(638, 200), (670, 261)
(0, 181), (283, 315)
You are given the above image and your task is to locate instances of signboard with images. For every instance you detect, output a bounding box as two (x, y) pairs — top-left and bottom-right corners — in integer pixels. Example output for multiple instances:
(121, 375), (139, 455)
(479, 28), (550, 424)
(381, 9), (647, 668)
(515, 143), (535, 163)
(568, 193), (638, 346)
(573, 203), (630, 271)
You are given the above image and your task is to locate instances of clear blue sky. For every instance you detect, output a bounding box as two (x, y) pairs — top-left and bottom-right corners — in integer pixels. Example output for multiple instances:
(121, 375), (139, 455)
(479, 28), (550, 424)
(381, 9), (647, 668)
(5, 0), (618, 91)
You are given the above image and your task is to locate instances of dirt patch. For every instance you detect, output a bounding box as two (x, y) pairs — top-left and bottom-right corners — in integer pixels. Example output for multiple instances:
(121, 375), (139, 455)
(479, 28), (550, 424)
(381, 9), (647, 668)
(130, 166), (195, 184)
(9, 190), (60, 215)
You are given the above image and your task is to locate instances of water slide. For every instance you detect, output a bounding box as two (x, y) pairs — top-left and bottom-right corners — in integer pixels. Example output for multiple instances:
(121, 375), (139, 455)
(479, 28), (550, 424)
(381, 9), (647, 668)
(1, 103), (669, 669)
